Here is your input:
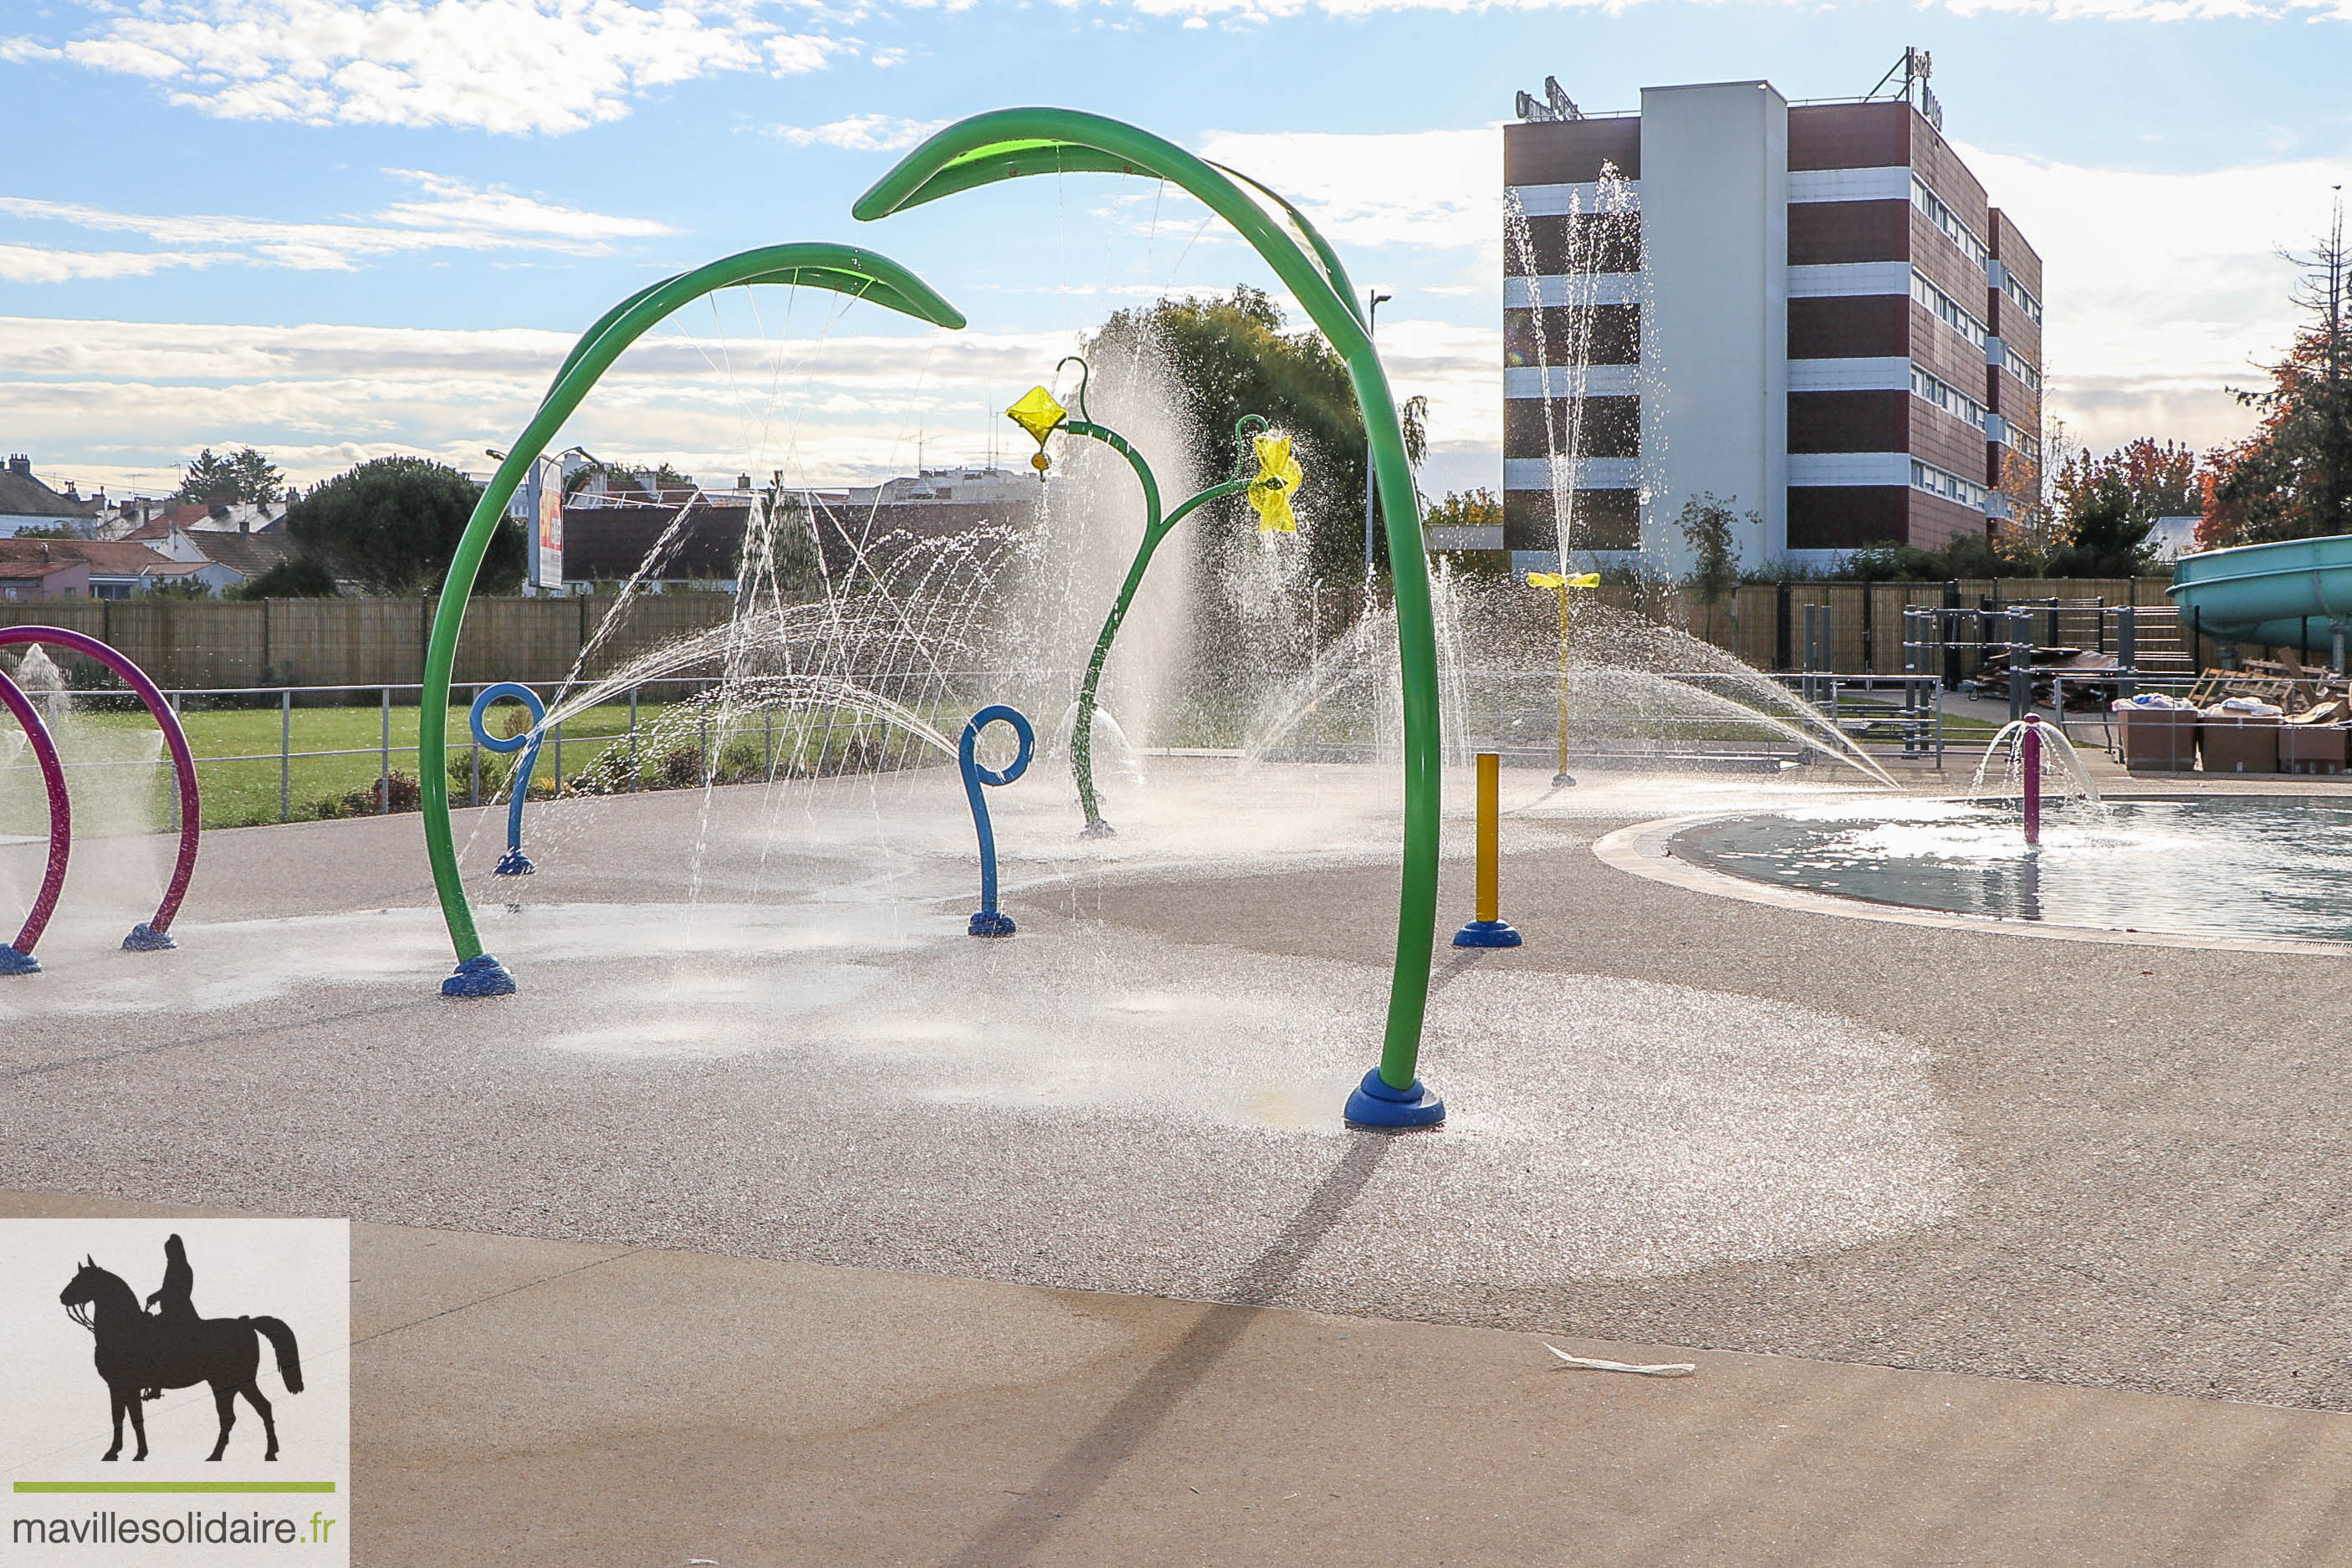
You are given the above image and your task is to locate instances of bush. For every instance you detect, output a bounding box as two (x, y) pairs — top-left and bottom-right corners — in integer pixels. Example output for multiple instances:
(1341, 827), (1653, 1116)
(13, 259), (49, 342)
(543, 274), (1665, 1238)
(316, 769), (422, 818)
(656, 743), (703, 789)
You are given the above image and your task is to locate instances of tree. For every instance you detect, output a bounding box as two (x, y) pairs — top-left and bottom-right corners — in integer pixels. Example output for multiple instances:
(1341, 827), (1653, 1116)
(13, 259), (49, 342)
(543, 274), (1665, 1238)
(282, 457), (521, 595)
(1081, 286), (1427, 585)
(1673, 493), (1750, 606)
(230, 554), (340, 600)
(1422, 488), (1501, 534)
(2046, 464), (2162, 577)
(175, 447), (284, 506)
(2054, 437), (2201, 525)
(2201, 202), (2352, 548)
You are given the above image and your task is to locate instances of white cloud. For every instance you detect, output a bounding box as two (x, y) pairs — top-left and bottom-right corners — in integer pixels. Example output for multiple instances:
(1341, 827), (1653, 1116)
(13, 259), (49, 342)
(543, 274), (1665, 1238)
(0, 314), (1087, 494)
(768, 114), (948, 151)
(1198, 127), (1499, 255)
(1954, 141), (2342, 449)
(0, 245), (227, 283)
(0, 172), (674, 278)
(13, 0), (849, 135)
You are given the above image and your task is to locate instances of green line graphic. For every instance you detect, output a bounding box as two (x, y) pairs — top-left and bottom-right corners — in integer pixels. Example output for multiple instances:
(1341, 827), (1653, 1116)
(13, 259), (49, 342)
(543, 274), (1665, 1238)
(13, 1481), (338, 1494)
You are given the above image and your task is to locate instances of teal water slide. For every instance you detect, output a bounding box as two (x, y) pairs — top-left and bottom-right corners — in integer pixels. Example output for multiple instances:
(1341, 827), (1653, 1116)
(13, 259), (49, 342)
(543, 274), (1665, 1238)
(2169, 534), (2352, 661)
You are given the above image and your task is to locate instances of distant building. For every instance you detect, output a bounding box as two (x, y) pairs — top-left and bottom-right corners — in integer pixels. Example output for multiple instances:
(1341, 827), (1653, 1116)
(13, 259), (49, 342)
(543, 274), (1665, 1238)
(99, 498), (288, 541)
(0, 455), (106, 537)
(115, 510), (294, 590)
(0, 539), (218, 602)
(2148, 516), (2204, 562)
(1499, 59), (2043, 570)
(557, 466), (1039, 590)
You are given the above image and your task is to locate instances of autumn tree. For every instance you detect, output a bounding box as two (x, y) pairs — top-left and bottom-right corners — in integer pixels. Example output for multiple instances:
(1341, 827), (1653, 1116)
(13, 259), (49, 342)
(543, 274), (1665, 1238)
(2201, 203), (2352, 547)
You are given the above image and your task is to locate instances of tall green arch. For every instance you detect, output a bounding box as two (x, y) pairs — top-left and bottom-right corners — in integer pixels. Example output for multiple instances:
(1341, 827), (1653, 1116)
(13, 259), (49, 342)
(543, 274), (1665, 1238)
(417, 244), (966, 993)
(856, 110), (1446, 1123)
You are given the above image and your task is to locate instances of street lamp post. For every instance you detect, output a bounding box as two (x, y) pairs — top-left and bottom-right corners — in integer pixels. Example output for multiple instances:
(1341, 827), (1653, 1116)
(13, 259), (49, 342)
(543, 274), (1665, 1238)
(1363, 289), (1392, 587)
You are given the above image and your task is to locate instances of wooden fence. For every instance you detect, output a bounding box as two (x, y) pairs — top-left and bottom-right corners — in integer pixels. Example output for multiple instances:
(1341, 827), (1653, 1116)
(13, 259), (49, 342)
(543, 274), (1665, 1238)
(0, 594), (736, 691)
(0, 579), (2197, 691)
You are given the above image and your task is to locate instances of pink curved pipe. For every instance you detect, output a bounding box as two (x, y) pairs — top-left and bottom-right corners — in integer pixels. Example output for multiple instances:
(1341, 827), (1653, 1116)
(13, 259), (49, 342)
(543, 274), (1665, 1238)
(0, 670), (70, 957)
(0, 628), (199, 937)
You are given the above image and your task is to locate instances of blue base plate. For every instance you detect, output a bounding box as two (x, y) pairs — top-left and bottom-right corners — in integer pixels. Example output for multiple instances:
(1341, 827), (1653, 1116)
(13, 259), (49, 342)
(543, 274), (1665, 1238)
(1343, 1067), (1445, 1129)
(121, 922), (177, 952)
(442, 953), (518, 997)
(0, 944), (39, 976)
(1453, 918), (1523, 948)
(493, 850), (535, 876)
(968, 911), (1017, 937)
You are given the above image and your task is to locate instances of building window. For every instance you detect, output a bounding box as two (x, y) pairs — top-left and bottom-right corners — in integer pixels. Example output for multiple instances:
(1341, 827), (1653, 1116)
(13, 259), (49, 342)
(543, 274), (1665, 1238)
(2002, 345), (2043, 391)
(1910, 270), (1988, 350)
(2000, 271), (2043, 325)
(1910, 365), (1988, 432)
(1911, 457), (1992, 512)
(1910, 177), (1990, 273)
(92, 582), (132, 600)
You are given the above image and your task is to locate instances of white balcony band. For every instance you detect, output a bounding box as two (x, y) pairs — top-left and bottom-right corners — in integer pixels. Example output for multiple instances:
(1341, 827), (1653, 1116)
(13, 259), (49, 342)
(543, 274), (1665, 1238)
(1786, 355), (1910, 392)
(1788, 261), (1911, 299)
(1504, 365), (1641, 399)
(1504, 273), (1645, 309)
(1787, 452), (1911, 487)
(1786, 166), (1910, 204)
(1503, 457), (1642, 489)
(1506, 180), (1642, 217)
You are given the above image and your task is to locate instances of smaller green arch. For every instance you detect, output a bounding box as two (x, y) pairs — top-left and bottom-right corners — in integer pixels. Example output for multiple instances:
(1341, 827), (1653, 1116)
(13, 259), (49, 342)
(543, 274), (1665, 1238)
(417, 243), (967, 979)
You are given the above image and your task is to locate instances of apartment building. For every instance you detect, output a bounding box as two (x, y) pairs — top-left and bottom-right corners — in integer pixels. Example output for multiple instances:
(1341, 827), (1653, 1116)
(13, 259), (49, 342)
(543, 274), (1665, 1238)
(1496, 66), (2043, 569)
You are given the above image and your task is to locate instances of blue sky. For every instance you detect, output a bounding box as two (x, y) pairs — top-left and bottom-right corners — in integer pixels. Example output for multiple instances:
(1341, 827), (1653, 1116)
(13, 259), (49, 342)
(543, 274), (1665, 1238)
(2, 0), (2347, 503)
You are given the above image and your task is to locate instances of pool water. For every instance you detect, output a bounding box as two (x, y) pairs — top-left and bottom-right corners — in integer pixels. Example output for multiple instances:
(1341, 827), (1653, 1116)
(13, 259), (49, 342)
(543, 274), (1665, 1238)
(1673, 795), (2352, 944)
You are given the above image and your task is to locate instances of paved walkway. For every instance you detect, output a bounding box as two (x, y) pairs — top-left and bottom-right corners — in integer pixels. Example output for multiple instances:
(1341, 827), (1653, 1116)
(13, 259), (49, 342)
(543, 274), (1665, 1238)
(10, 1189), (2350, 1568)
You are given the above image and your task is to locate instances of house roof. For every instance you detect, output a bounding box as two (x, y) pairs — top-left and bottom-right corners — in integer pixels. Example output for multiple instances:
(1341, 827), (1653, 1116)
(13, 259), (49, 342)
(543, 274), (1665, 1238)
(0, 539), (197, 579)
(187, 529), (293, 578)
(0, 462), (104, 521)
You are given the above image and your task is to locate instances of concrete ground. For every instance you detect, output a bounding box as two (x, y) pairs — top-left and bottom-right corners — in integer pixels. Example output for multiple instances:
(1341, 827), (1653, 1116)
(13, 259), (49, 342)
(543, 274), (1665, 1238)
(11, 1188), (2351, 1568)
(7, 759), (2352, 1561)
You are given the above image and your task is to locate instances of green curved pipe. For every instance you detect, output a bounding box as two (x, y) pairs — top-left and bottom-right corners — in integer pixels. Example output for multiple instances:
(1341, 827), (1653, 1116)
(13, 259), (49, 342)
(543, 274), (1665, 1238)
(1059, 414), (1255, 835)
(417, 243), (966, 973)
(858, 109), (1444, 1097)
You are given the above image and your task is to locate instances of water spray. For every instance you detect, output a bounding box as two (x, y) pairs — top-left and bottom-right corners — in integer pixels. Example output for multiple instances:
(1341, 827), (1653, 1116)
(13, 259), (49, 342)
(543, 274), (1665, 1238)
(1007, 360), (1294, 838)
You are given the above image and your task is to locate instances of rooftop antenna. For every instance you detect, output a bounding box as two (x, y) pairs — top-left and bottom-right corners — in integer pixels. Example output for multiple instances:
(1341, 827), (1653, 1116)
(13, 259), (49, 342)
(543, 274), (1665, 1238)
(1514, 86), (1555, 123)
(1544, 76), (1581, 120)
(1869, 47), (1943, 131)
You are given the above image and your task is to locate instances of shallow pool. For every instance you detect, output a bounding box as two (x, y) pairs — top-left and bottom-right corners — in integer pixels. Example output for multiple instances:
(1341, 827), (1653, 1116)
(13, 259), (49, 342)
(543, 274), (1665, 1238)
(1672, 795), (2352, 944)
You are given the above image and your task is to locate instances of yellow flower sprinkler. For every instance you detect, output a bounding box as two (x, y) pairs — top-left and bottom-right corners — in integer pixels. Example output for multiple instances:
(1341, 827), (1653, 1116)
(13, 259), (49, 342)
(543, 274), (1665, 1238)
(1526, 569), (1599, 787)
(1008, 357), (1296, 837)
(1245, 432), (1302, 534)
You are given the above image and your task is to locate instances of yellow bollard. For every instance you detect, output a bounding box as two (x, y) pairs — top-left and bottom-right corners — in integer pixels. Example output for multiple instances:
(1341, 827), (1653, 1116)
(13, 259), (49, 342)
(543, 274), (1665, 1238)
(1453, 752), (1522, 947)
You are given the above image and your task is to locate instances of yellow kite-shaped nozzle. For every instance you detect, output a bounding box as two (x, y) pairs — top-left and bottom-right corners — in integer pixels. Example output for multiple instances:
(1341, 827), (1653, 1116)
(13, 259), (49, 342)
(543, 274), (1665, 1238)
(1005, 386), (1068, 476)
(1565, 571), (1600, 588)
(1527, 569), (1599, 590)
(1246, 431), (1303, 534)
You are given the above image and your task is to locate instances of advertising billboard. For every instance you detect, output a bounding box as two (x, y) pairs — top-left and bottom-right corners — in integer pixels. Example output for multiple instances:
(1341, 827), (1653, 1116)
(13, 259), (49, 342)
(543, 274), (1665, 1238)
(531, 455), (564, 591)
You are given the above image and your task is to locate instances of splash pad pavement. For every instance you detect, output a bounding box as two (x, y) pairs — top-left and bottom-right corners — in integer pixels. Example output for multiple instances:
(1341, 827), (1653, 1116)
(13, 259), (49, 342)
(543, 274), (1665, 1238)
(10, 762), (2352, 1562)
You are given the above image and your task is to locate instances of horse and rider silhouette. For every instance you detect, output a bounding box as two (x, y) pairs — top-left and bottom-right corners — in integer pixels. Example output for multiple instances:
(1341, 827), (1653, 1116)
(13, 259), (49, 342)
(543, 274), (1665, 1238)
(59, 1235), (304, 1463)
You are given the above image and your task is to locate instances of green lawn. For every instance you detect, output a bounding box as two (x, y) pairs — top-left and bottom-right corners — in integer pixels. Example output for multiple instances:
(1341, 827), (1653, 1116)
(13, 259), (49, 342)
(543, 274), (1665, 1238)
(0, 697), (973, 831)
